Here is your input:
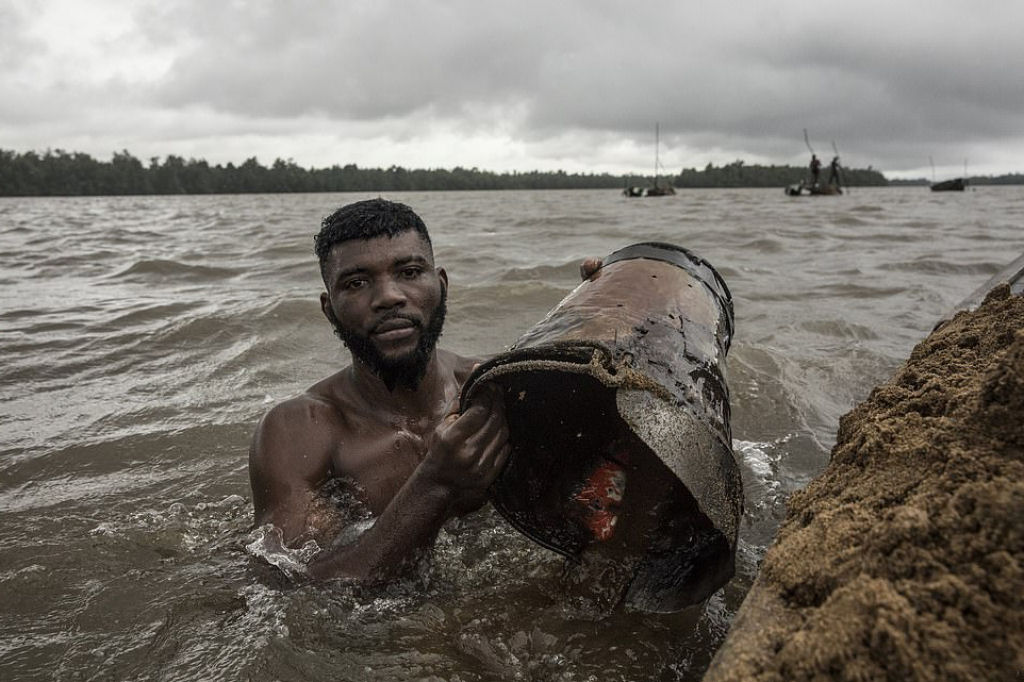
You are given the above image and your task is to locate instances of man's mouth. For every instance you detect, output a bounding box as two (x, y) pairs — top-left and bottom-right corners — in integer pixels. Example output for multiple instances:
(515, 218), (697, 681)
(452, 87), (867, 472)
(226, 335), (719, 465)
(371, 316), (419, 340)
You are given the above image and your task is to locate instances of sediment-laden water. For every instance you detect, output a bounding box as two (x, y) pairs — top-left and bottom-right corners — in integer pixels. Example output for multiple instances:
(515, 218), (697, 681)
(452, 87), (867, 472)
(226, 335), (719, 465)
(2, 186), (1021, 680)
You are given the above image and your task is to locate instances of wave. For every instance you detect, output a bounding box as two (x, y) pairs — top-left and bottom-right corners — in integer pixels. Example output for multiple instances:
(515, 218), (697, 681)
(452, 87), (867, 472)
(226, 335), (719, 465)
(736, 237), (784, 253)
(877, 258), (1007, 276)
(497, 262), (582, 283)
(828, 215), (873, 227)
(108, 259), (242, 282)
(0, 467), (185, 514)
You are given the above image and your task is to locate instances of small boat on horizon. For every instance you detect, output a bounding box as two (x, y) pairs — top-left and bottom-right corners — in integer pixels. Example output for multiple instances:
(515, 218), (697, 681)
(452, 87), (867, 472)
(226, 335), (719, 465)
(930, 177), (967, 192)
(930, 157), (969, 191)
(787, 130), (844, 196)
(785, 180), (842, 196)
(624, 183), (677, 197)
(624, 123), (676, 197)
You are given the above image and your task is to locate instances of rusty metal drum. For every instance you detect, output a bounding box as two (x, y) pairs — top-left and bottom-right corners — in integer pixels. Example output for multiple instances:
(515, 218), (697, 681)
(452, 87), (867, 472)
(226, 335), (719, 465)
(460, 242), (742, 612)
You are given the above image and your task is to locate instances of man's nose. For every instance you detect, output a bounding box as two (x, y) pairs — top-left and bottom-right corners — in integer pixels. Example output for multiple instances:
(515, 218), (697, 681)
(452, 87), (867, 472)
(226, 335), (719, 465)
(371, 278), (407, 309)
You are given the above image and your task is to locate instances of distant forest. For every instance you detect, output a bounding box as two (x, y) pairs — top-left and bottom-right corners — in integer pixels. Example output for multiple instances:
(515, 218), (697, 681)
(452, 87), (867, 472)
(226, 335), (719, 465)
(675, 160), (886, 188)
(0, 148), (1020, 196)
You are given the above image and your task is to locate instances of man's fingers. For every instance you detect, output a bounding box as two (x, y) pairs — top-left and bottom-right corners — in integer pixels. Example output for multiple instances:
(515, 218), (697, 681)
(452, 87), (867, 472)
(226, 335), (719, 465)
(580, 257), (603, 280)
(473, 436), (512, 484)
(460, 407), (505, 457)
(491, 442), (511, 477)
(450, 383), (502, 431)
(465, 382), (501, 410)
(443, 402), (489, 442)
(432, 381), (509, 490)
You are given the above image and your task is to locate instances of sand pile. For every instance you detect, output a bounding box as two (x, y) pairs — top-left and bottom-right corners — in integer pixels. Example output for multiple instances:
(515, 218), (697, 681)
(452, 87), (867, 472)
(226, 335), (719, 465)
(704, 284), (1024, 681)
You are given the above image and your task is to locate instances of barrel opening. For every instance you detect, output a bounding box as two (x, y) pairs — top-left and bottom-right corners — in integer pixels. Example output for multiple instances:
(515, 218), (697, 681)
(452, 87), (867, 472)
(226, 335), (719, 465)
(486, 367), (721, 552)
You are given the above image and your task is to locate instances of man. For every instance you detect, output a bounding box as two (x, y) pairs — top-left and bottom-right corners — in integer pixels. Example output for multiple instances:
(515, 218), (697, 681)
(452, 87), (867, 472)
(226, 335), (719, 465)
(828, 155), (842, 188)
(248, 198), (512, 583)
(809, 153), (822, 187)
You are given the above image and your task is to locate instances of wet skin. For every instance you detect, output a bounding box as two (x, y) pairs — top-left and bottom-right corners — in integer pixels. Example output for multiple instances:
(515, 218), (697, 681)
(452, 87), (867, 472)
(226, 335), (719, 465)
(248, 231), (511, 582)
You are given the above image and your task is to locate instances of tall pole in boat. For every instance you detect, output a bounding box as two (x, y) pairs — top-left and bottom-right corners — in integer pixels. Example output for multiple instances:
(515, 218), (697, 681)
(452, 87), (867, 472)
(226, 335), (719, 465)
(655, 122), (660, 188)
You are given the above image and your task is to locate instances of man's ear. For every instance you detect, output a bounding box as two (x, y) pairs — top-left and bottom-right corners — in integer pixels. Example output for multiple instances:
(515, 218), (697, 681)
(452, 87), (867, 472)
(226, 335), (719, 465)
(437, 267), (448, 294)
(320, 291), (337, 325)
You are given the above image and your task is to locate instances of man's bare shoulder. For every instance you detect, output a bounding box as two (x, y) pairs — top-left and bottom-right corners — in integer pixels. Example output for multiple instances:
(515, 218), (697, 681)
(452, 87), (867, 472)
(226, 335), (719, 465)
(266, 365), (353, 423)
(258, 391), (339, 431)
(251, 370), (354, 467)
(303, 367), (356, 410)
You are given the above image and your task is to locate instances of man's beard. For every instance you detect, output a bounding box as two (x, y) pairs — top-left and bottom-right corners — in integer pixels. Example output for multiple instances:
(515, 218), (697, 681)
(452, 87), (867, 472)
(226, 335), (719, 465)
(332, 294), (447, 391)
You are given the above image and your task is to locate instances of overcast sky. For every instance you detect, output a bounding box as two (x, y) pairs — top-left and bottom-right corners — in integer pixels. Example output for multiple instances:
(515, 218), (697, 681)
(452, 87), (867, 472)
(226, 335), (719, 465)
(3, 0), (1022, 179)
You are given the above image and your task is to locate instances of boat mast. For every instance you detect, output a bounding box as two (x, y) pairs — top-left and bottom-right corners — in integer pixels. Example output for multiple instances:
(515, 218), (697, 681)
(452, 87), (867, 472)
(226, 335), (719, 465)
(655, 122), (660, 187)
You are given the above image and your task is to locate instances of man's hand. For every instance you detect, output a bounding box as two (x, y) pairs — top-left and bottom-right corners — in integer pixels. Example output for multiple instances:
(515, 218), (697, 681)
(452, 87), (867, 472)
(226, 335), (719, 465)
(580, 258), (603, 280)
(419, 383), (510, 514)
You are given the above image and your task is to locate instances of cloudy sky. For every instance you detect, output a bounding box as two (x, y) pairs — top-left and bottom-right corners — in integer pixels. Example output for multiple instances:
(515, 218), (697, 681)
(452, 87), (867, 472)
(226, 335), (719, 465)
(3, 0), (1022, 179)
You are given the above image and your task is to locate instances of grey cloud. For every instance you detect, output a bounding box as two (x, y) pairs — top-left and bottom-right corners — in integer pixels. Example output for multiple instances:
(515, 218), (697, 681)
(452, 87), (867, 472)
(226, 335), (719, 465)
(147, 1), (555, 119)
(5, 0), (1024, 175)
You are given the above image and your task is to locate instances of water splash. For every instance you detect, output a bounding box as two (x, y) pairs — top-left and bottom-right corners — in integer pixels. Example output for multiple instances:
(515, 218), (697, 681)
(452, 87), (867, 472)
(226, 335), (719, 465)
(245, 524), (320, 580)
(734, 436), (791, 515)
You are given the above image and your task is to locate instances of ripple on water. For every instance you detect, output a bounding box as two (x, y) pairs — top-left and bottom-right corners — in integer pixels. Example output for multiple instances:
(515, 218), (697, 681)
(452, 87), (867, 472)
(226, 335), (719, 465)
(108, 258), (243, 283)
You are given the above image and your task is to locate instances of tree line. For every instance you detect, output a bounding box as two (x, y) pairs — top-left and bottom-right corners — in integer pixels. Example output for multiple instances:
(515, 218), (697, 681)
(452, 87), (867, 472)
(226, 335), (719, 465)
(676, 160), (887, 188)
(1, 148), (1017, 197)
(0, 149), (626, 196)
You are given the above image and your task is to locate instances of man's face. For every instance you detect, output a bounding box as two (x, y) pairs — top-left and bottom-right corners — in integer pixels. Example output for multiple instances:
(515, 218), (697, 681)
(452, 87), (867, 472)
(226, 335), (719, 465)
(320, 231), (447, 390)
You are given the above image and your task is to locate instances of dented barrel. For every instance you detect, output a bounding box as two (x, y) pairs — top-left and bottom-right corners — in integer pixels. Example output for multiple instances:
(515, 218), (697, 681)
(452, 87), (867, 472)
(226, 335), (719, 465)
(460, 242), (742, 612)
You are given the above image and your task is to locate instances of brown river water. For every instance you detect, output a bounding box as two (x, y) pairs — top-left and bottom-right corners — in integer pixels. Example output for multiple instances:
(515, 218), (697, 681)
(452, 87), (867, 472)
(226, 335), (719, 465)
(1, 186), (1022, 680)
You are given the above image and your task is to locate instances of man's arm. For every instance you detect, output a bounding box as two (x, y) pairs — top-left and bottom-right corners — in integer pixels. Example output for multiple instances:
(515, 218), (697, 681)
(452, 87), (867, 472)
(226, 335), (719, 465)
(248, 387), (510, 583)
(248, 396), (338, 542)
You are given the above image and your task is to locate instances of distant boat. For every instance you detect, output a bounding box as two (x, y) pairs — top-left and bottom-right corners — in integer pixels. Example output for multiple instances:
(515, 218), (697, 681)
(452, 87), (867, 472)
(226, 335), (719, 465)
(624, 123), (676, 197)
(929, 156), (968, 191)
(624, 184), (676, 197)
(930, 177), (967, 192)
(785, 181), (842, 196)
(787, 130), (844, 196)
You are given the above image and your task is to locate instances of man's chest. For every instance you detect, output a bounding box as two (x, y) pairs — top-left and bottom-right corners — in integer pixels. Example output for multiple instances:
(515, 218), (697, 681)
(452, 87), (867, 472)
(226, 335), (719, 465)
(331, 427), (430, 514)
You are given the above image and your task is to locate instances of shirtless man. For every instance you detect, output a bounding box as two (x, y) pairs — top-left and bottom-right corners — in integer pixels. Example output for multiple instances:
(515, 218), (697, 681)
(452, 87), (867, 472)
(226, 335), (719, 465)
(248, 198), (513, 582)
(809, 153), (822, 187)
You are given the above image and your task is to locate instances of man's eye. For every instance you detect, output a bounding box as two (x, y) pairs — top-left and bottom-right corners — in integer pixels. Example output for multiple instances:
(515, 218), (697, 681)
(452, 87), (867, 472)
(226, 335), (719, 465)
(343, 279), (367, 290)
(400, 268), (422, 279)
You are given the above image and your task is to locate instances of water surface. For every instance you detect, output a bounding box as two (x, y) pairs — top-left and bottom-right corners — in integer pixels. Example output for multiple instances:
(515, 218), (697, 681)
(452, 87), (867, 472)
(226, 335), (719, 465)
(2, 186), (1022, 680)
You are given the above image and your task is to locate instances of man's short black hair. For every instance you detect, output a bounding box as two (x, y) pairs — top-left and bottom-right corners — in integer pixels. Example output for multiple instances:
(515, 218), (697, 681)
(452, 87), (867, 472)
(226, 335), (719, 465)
(314, 199), (433, 282)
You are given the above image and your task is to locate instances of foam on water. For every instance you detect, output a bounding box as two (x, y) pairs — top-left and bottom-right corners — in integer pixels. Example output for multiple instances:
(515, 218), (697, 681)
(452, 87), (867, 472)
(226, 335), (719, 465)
(245, 525), (321, 580)
(734, 437), (790, 516)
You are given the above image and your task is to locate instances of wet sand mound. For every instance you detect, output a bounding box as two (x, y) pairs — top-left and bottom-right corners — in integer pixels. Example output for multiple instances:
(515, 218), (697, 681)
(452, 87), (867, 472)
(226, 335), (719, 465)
(705, 285), (1024, 681)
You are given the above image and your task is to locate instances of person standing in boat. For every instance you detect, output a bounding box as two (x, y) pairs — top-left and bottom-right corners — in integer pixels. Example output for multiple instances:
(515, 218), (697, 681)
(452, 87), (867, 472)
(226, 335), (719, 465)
(809, 154), (822, 188)
(828, 156), (842, 188)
